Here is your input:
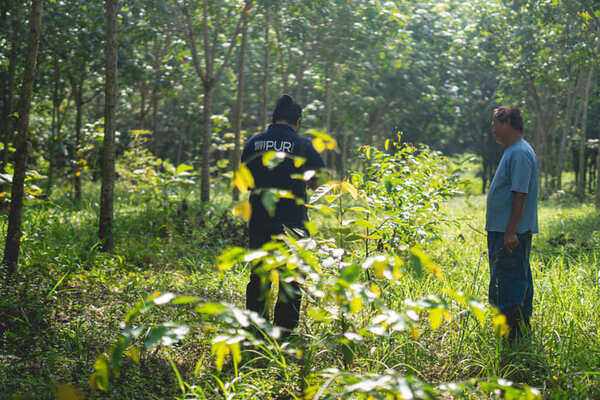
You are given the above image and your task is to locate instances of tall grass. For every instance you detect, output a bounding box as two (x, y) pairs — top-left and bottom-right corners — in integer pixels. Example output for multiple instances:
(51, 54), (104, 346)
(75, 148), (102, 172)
(1, 176), (599, 398)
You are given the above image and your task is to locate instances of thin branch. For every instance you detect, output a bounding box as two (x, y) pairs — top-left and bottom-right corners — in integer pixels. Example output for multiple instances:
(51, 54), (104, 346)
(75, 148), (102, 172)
(179, 1), (206, 82)
(214, 0), (254, 85)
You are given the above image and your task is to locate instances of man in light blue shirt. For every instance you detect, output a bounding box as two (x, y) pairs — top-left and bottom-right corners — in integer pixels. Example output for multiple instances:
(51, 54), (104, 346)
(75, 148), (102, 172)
(486, 105), (539, 343)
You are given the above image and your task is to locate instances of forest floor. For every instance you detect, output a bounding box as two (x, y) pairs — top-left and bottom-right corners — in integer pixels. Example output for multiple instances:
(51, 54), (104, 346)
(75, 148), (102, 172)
(1, 181), (600, 399)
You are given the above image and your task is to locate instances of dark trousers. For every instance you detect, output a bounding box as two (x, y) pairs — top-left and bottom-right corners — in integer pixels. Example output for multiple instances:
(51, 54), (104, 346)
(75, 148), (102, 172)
(245, 227), (303, 334)
(488, 231), (533, 340)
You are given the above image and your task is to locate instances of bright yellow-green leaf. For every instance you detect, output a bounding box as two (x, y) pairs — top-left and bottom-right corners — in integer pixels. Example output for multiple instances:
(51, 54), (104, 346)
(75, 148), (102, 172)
(411, 327), (420, 340)
(230, 342), (242, 366)
(269, 269), (279, 286)
(90, 355), (109, 391)
(429, 307), (444, 330)
(326, 138), (337, 150)
(385, 139), (390, 151)
(294, 156), (306, 167)
(124, 346), (140, 365)
(350, 296), (363, 313)
(370, 284), (381, 297)
(469, 300), (486, 326)
(312, 138), (326, 153)
(232, 201), (252, 221)
(212, 341), (229, 372)
(232, 165), (254, 193)
(340, 182), (359, 199)
(304, 221), (317, 236)
(444, 311), (452, 323)
(493, 313), (509, 337)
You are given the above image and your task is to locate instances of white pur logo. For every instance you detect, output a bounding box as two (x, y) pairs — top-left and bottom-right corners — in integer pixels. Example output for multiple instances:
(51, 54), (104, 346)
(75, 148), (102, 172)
(254, 140), (295, 153)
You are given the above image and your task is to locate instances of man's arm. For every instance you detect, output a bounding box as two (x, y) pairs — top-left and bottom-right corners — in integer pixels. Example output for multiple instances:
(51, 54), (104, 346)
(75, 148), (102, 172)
(504, 192), (527, 253)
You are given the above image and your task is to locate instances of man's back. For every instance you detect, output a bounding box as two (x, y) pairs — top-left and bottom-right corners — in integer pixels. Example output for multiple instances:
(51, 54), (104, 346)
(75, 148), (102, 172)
(241, 123), (324, 231)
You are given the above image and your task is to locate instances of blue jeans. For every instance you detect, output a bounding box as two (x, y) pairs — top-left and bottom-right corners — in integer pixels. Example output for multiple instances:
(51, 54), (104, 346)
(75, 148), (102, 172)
(487, 231), (534, 319)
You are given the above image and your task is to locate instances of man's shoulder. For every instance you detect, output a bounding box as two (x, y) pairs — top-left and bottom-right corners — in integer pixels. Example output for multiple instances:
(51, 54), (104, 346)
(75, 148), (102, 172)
(507, 140), (536, 159)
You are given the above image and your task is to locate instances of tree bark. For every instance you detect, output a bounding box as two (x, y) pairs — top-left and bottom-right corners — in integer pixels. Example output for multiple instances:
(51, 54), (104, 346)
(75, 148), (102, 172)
(557, 69), (584, 190)
(179, 0), (252, 203)
(261, 7), (270, 130)
(2, 0), (43, 276)
(200, 83), (214, 202)
(0, 0), (20, 175)
(70, 74), (85, 202)
(576, 68), (594, 199)
(232, 9), (248, 202)
(99, 0), (119, 252)
(295, 47), (305, 104)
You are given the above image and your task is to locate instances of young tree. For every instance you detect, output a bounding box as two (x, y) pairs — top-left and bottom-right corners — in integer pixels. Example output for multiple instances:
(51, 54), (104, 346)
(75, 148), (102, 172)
(2, 0), (43, 276)
(99, 0), (119, 252)
(177, 0), (253, 202)
(231, 7), (249, 201)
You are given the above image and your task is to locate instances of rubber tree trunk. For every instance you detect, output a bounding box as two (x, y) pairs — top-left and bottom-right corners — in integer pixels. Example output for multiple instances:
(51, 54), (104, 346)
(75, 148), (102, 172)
(0, 0), (19, 177)
(576, 68), (594, 199)
(2, 0), (43, 276)
(596, 143), (600, 207)
(71, 75), (84, 202)
(261, 7), (270, 130)
(47, 55), (61, 197)
(99, 0), (119, 252)
(557, 71), (583, 190)
(200, 83), (214, 202)
(295, 47), (305, 103)
(232, 10), (248, 202)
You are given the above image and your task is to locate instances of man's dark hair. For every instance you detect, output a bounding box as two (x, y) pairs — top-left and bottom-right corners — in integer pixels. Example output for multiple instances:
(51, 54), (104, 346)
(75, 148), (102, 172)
(494, 105), (523, 133)
(272, 94), (302, 124)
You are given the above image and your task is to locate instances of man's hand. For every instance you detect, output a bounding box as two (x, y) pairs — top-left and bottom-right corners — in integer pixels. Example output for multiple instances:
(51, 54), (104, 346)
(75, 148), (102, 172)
(504, 231), (519, 253)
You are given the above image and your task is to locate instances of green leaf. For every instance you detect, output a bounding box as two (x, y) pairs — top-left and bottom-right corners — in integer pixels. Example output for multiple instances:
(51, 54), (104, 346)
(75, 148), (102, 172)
(261, 190), (278, 217)
(429, 307), (444, 329)
(176, 163), (194, 174)
(195, 302), (227, 315)
(469, 300), (486, 326)
(172, 296), (201, 305)
(262, 151), (286, 169)
(217, 247), (245, 271)
(339, 264), (360, 284)
(90, 355), (109, 391)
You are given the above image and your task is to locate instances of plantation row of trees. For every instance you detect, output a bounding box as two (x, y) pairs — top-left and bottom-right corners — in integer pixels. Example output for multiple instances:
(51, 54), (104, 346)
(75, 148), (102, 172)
(1, 1), (600, 267)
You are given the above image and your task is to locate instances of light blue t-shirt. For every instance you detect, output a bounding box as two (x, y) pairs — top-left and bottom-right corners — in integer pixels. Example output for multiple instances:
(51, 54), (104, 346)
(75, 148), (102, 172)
(485, 139), (539, 234)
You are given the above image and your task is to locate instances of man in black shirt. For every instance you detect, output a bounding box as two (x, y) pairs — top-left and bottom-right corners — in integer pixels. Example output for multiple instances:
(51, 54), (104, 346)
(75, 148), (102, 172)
(241, 94), (325, 336)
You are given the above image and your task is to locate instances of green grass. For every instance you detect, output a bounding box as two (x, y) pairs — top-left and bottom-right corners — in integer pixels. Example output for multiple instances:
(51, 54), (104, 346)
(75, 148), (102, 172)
(1, 178), (600, 399)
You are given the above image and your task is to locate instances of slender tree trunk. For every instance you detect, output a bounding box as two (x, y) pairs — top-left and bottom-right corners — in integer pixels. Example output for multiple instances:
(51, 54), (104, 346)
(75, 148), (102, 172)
(232, 10), (248, 202)
(47, 56), (61, 197)
(179, 0), (252, 203)
(99, 0), (119, 252)
(577, 68), (594, 199)
(70, 75), (85, 202)
(2, 0), (43, 276)
(596, 143), (600, 206)
(324, 69), (333, 168)
(150, 90), (159, 154)
(261, 8), (270, 130)
(295, 47), (305, 103)
(1, 2), (19, 174)
(139, 81), (148, 128)
(340, 130), (349, 179)
(200, 83), (213, 202)
(557, 70), (583, 190)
